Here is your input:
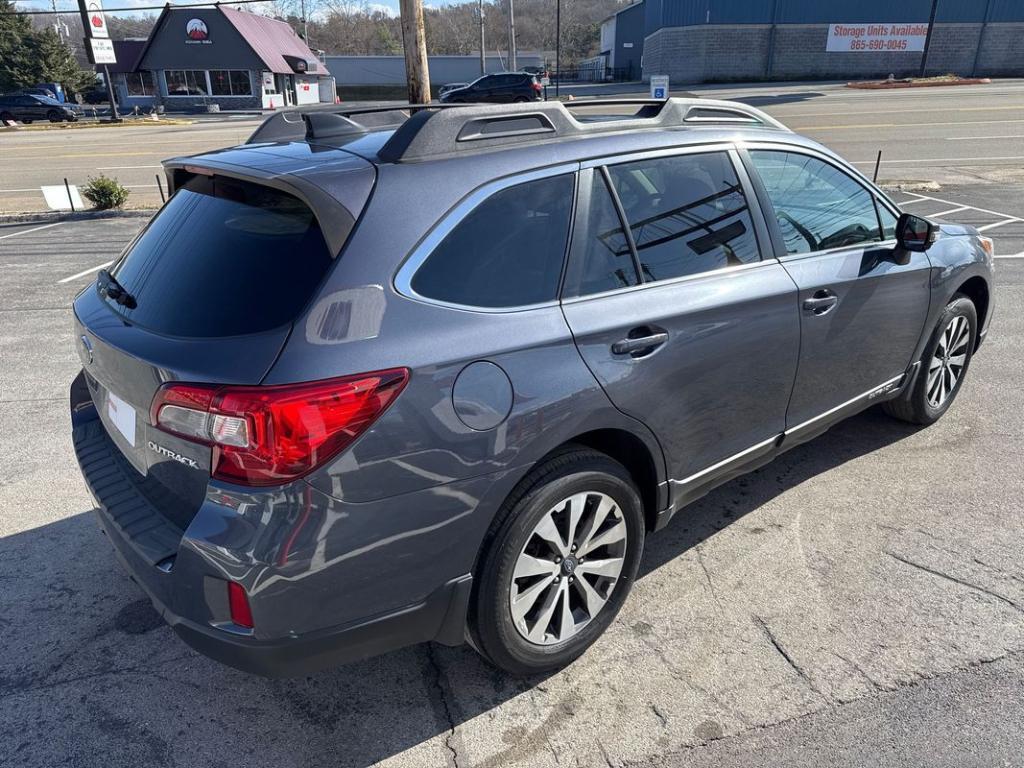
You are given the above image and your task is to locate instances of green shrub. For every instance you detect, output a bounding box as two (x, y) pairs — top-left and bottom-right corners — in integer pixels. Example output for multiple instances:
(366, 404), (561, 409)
(82, 174), (130, 210)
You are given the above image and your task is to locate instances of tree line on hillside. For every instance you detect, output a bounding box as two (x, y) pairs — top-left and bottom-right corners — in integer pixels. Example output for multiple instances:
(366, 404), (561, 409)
(1, 0), (97, 93)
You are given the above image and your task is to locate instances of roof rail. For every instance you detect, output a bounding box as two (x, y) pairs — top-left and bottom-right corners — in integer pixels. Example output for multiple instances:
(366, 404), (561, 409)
(245, 98), (789, 160)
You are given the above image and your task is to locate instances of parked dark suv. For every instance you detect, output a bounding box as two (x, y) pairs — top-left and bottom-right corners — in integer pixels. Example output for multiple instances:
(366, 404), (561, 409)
(439, 71), (543, 103)
(0, 93), (78, 123)
(71, 99), (994, 677)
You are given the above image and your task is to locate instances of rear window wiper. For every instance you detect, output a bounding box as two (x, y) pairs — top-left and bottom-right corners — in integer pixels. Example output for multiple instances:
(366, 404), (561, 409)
(97, 269), (137, 309)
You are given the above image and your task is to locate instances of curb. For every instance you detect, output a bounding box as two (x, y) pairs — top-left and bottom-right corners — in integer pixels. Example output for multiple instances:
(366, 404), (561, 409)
(0, 209), (157, 225)
(846, 78), (991, 90)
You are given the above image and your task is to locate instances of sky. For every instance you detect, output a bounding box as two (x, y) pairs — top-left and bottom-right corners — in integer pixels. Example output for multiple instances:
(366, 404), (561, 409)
(12, 0), (415, 19)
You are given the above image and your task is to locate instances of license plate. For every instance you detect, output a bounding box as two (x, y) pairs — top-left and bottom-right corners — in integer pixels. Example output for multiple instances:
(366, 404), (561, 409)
(107, 390), (137, 447)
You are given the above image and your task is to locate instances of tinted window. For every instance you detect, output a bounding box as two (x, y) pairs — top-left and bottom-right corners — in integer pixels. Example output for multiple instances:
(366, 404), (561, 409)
(877, 199), (898, 239)
(605, 152), (761, 282)
(105, 176), (333, 337)
(411, 174), (574, 308)
(750, 150), (883, 254)
(572, 172), (639, 296)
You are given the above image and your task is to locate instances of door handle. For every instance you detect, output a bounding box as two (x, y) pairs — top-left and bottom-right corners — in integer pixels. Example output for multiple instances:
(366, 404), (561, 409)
(612, 332), (669, 356)
(803, 290), (839, 316)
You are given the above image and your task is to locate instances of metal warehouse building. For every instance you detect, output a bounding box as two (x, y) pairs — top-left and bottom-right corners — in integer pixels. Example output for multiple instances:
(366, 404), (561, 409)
(630, 0), (1024, 83)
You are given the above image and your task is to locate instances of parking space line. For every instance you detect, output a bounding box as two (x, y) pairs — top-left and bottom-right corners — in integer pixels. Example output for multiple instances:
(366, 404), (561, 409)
(0, 222), (62, 240)
(995, 252), (1024, 259)
(898, 192), (1022, 222)
(58, 261), (112, 284)
(932, 206), (971, 217)
(977, 220), (1017, 232)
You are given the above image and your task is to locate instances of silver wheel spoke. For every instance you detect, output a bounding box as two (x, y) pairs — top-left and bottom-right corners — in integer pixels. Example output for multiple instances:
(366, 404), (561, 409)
(511, 573), (556, 625)
(578, 557), (625, 579)
(533, 514), (569, 558)
(558, 582), (577, 641)
(510, 490), (628, 646)
(575, 574), (607, 616)
(578, 519), (627, 557)
(513, 553), (558, 580)
(527, 581), (562, 643)
(948, 353), (967, 369)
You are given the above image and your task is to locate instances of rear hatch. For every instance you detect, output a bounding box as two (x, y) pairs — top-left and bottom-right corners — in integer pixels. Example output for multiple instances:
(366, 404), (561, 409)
(74, 150), (375, 531)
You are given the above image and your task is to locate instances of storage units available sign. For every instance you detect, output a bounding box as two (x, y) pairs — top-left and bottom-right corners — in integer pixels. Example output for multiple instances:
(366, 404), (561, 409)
(826, 23), (929, 52)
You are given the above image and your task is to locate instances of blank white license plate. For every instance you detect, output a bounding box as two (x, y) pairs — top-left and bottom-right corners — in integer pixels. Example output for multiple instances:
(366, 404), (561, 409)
(107, 390), (137, 447)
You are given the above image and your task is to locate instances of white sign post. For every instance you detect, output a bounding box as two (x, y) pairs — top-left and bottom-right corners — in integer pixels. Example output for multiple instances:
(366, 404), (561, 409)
(650, 75), (669, 100)
(826, 23), (929, 53)
(78, 0), (120, 121)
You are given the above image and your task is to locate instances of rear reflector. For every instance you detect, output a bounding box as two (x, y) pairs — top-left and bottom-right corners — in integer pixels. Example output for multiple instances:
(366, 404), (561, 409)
(150, 369), (409, 486)
(227, 581), (254, 629)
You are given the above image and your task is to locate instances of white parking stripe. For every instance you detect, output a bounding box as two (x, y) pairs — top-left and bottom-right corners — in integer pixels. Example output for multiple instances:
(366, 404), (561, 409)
(0, 222), (62, 240)
(58, 261), (112, 284)
(893, 197), (931, 206)
(931, 206), (970, 217)
(977, 220), (1017, 232)
(995, 252), (1024, 259)
(896, 192), (1022, 222)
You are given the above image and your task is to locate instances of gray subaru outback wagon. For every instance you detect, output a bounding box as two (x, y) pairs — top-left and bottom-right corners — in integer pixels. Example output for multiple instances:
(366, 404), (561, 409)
(71, 98), (994, 677)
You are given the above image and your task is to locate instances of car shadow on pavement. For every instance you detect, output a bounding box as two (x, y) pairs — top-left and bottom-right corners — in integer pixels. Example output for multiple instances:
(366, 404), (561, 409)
(0, 408), (921, 767)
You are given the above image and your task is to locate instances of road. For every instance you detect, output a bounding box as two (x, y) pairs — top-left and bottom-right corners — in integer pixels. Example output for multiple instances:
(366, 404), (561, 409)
(1, 81), (1024, 768)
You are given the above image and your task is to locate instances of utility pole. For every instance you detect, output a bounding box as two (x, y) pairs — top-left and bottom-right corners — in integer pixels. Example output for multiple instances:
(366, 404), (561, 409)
(399, 0), (431, 104)
(507, 0), (516, 71)
(919, 0), (939, 77)
(554, 0), (561, 97)
(478, 0), (486, 74)
(301, 0), (308, 43)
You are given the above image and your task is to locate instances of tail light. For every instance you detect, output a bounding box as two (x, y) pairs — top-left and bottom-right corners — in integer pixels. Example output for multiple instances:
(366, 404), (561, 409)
(150, 369), (409, 486)
(227, 581), (254, 628)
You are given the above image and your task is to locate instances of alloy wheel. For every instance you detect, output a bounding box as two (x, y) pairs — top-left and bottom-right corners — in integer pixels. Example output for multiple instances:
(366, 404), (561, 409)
(509, 491), (628, 646)
(927, 314), (970, 408)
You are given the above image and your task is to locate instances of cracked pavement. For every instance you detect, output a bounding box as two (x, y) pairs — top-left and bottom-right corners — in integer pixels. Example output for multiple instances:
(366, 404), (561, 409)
(3, 83), (1024, 768)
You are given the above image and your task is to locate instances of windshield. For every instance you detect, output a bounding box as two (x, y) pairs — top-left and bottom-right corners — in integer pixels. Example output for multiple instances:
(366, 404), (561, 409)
(103, 175), (333, 338)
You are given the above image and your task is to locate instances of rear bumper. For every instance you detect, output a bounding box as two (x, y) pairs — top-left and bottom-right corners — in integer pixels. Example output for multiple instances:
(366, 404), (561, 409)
(71, 370), (477, 677)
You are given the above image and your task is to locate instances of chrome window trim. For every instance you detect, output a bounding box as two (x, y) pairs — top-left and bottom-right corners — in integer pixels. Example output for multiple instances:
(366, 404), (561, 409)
(559, 258), (776, 306)
(580, 141), (737, 170)
(393, 162), (580, 314)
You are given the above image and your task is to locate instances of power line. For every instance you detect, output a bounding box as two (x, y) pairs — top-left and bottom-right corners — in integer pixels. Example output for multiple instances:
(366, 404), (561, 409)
(2, 0), (274, 15)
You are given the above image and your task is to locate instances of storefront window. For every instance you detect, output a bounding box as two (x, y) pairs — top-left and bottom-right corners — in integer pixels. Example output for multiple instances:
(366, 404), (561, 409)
(209, 70), (253, 96)
(125, 72), (153, 97)
(165, 70), (208, 96)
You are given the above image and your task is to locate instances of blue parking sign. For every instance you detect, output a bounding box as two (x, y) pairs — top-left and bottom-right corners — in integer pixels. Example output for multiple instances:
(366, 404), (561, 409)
(650, 75), (669, 100)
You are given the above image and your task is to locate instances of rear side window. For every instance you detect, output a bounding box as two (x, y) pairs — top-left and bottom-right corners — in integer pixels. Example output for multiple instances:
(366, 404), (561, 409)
(571, 171), (639, 296)
(105, 175), (332, 337)
(605, 151), (761, 283)
(410, 174), (574, 308)
(749, 150), (883, 254)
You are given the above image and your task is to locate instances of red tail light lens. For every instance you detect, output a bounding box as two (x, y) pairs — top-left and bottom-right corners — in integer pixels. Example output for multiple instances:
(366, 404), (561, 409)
(150, 369), (409, 486)
(227, 581), (254, 628)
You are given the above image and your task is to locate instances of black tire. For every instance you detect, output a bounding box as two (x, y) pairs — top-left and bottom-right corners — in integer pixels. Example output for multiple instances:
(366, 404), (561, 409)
(513, 96), (529, 103)
(47, 109), (62, 123)
(0, 111), (13, 123)
(469, 446), (645, 676)
(22, 119), (32, 124)
(884, 293), (977, 425)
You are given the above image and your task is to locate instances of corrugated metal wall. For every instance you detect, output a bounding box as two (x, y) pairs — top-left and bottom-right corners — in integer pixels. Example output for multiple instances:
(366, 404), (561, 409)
(651, 0), (1024, 31)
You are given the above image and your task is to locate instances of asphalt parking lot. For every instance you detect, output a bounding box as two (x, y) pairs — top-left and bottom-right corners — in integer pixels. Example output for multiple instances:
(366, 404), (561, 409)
(2, 82), (1024, 767)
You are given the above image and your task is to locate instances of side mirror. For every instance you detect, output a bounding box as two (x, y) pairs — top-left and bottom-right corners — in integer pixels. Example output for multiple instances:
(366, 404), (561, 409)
(896, 212), (936, 252)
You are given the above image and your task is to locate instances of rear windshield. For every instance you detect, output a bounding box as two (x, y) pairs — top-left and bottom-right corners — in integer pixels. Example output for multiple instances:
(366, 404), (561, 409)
(104, 175), (332, 337)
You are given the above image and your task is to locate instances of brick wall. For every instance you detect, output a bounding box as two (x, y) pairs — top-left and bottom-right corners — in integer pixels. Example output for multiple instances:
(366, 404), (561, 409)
(643, 22), (1024, 83)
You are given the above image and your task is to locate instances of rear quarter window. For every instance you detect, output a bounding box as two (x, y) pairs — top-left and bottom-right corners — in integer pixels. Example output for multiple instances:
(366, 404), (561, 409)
(409, 173), (575, 309)
(104, 175), (333, 337)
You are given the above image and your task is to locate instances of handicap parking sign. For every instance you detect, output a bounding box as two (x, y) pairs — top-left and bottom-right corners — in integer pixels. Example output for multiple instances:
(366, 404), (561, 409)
(650, 75), (669, 100)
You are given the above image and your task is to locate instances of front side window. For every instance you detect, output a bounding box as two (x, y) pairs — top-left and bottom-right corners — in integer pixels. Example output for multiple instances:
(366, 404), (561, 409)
(877, 199), (899, 240)
(410, 174), (574, 308)
(165, 70), (208, 96)
(750, 150), (884, 254)
(604, 151), (761, 283)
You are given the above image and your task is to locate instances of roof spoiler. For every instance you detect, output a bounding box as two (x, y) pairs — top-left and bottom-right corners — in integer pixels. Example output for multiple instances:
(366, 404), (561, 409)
(246, 98), (790, 162)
